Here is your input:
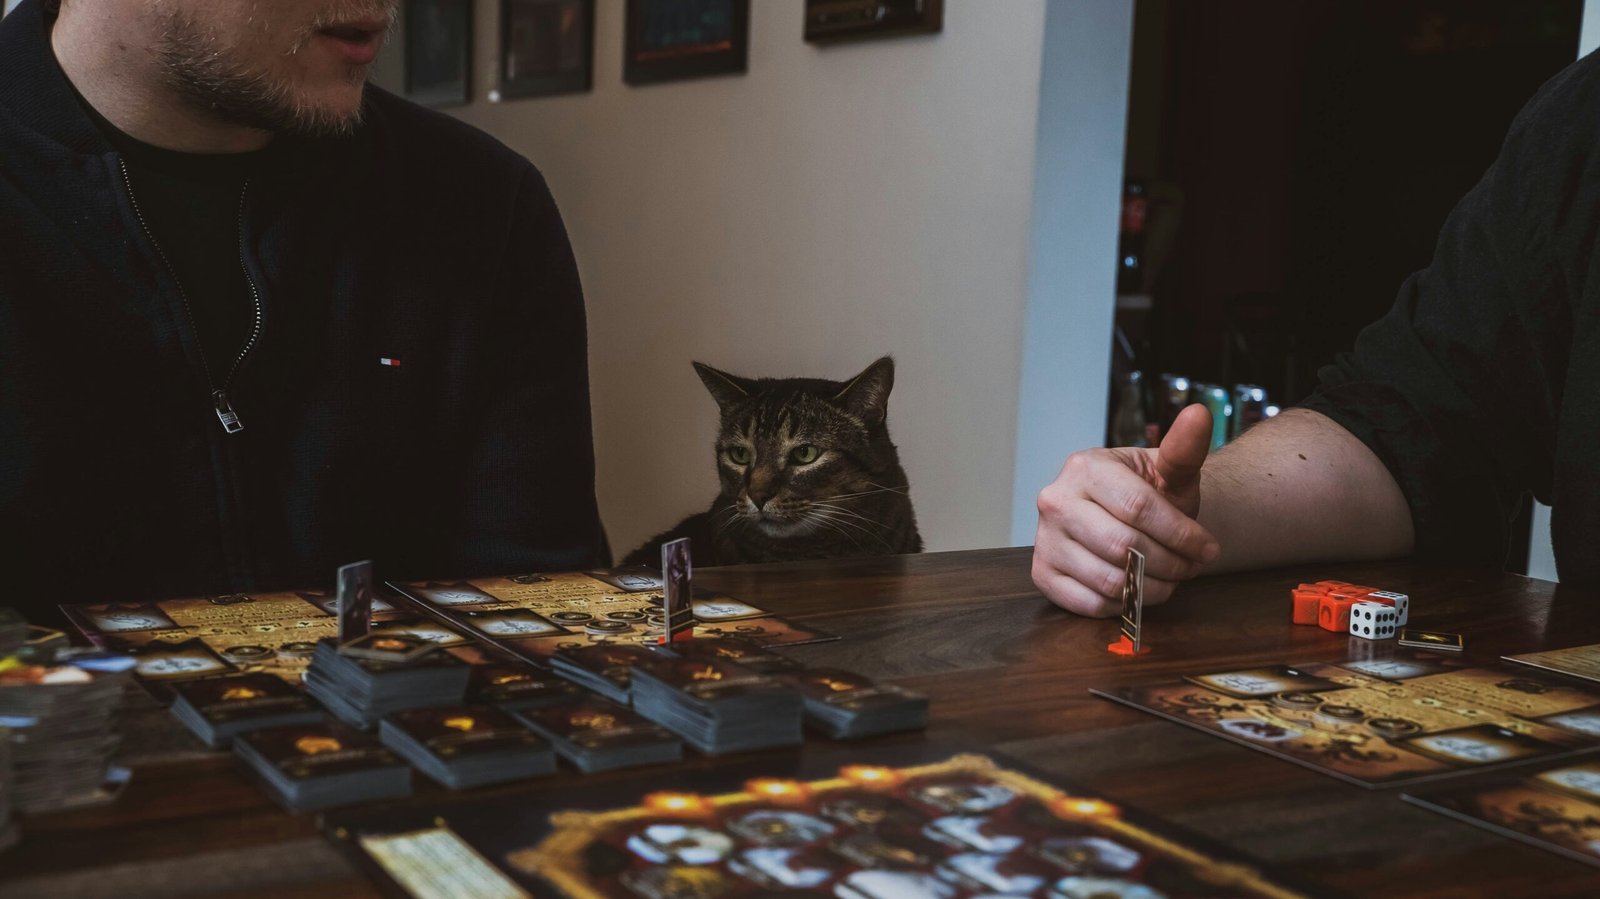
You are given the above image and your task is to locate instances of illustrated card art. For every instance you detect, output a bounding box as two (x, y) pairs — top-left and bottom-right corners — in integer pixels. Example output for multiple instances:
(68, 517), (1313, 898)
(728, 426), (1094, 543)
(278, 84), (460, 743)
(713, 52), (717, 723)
(1096, 655), (1600, 788)
(1404, 758), (1600, 868)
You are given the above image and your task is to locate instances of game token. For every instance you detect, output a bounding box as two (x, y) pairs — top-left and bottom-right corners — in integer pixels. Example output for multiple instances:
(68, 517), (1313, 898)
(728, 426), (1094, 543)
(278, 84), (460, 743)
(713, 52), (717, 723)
(336, 560), (374, 643)
(277, 642), (318, 658)
(604, 610), (648, 622)
(1315, 703), (1365, 723)
(1271, 691), (1323, 711)
(551, 612), (593, 624)
(1398, 628), (1464, 652)
(1107, 549), (1149, 656)
(661, 538), (694, 643)
(1368, 717), (1424, 739)
(221, 645), (273, 662)
(585, 620), (633, 636)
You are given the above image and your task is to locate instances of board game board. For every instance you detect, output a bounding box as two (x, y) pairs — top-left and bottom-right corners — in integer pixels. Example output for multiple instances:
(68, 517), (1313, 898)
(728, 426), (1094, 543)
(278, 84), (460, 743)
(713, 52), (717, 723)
(60, 590), (471, 691)
(326, 744), (1311, 899)
(1095, 653), (1600, 788)
(1403, 757), (1600, 869)
(387, 568), (835, 666)
(1505, 643), (1600, 686)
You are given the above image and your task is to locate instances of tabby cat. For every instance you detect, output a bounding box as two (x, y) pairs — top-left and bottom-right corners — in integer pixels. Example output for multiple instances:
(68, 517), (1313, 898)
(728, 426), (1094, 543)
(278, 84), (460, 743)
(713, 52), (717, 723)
(622, 357), (921, 567)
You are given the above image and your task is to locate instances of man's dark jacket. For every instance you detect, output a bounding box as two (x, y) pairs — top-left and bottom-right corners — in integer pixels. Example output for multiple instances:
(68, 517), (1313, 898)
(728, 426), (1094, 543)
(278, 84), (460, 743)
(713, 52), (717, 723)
(0, 0), (607, 620)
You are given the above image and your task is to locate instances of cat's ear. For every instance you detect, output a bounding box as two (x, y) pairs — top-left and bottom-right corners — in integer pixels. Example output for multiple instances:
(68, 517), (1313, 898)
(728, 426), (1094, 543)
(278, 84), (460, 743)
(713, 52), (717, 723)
(832, 356), (895, 425)
(693, 362), (757, 410)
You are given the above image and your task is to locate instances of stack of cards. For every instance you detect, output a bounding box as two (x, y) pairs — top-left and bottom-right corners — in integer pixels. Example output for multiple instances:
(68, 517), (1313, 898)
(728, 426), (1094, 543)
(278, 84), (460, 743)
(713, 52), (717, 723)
(169, 674), (325, 748)
(468, 663), (584, 712)
(305, 638), (470, 729)
(655, 636), (803, 673)
(784, 667), (930, 739)
(549, 644), (660, 704)
(234, 722), (412, 812)
(630, 656), (803, 755)
(516, 700), (682, 773)
(379, 705), (557, 789)
(0, 650), (133, 813)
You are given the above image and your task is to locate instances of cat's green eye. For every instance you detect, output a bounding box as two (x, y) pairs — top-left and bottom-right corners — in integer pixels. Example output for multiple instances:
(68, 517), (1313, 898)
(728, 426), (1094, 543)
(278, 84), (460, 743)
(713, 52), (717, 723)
(726, 446), (753, 465)
(789, 445), (821, 466)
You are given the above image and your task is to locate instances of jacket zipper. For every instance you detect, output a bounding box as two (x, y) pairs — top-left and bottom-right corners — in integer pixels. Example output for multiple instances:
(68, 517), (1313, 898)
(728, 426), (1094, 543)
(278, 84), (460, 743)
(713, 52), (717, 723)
(118, 158), (264, 434)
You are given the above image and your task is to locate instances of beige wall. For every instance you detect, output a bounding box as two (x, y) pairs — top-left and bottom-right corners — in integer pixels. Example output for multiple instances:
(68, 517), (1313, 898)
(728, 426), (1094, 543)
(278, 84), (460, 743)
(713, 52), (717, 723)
(397, 0), (1051, 559)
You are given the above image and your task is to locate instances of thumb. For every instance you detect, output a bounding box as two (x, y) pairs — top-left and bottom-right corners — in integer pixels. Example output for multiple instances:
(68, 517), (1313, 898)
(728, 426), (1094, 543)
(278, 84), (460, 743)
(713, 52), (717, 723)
(1156, 403), (1212, 494)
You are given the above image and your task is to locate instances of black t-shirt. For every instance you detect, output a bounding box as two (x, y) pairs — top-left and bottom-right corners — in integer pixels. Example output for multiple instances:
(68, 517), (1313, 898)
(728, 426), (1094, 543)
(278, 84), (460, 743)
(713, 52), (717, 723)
(1299, 48), (1600, 582)
(81, 102), (270, 377)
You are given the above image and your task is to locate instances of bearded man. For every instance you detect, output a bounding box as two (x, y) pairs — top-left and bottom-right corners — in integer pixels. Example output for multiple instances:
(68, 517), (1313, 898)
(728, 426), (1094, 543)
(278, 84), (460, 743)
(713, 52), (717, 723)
(0, 0), (607, 619)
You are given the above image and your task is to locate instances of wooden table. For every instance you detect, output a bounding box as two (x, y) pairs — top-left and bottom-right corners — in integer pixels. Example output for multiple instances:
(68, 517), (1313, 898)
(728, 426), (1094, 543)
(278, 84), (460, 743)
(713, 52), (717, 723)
(5, 547), (1599, 897)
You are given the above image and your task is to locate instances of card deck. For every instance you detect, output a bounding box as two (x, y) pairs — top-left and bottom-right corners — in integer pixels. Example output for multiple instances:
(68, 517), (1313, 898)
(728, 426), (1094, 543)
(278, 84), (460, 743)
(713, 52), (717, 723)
(169, 673), (324, 748)
(467, 663), (584, 711)
(514, 700), (682, 773)
(783, 667), (930, 739)
(379, 705), (557, 789)
(305, 639), (471, 730)
(629, 656), (803, 755)
(234, 722), (412, 812)
(655, 636), (803, 673)
(549, 644), (660, 704)
(0, 650), (134, 813)
(338, 633), (438, 665)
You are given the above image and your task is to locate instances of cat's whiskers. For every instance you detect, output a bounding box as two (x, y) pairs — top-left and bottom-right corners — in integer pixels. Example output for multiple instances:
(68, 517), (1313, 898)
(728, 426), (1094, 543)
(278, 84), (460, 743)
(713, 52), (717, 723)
(806, 502), (891, 531)
(801, 507), (894, 549)
(795, 509), (872, 550)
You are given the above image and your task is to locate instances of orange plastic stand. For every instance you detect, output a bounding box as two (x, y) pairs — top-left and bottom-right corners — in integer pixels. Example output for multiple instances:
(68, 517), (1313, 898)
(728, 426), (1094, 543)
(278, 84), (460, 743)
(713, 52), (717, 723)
(1106, 635), (1151, 656)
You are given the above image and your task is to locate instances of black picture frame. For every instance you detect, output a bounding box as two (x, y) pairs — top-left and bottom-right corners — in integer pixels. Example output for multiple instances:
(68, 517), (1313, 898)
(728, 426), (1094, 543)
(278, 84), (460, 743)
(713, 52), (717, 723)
(404, 0), (473, 107)
(803, 0), (943, 45)
(499, 0), (595, 100)
(624, 0), (750, 86)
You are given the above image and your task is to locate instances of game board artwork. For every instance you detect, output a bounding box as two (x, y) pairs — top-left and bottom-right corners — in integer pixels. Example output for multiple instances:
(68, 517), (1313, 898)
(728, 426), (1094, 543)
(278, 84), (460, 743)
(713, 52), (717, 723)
(1404, 759), (1600, 869)
(1095, 659), (1600, 788)
(1505, 642), (1600, 685)
(387, 570), (834, 667)
(61, 589), (467, 691)
(504, 754), (1305, 899)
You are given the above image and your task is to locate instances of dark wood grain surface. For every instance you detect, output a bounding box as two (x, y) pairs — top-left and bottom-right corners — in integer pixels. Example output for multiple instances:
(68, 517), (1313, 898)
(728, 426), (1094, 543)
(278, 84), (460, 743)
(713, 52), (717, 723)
(5, 547), (1599, 897)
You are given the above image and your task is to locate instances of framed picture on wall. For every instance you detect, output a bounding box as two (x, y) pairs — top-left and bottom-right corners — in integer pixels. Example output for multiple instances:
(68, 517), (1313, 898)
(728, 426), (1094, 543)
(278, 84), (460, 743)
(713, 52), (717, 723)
(624, 0), (750, 86)
(404, 0), (473, 107)
(803, 0), (943, 45)
(499, 0), (595, 100)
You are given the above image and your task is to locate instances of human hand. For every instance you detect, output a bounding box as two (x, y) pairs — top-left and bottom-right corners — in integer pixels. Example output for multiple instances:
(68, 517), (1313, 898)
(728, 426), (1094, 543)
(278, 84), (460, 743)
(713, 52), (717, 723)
(1031, 404), (1221, 616)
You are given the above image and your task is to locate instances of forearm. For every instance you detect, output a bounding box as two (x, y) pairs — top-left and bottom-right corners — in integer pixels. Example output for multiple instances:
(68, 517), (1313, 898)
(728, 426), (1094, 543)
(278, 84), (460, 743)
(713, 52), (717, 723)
(1197, 408), (1414, 573)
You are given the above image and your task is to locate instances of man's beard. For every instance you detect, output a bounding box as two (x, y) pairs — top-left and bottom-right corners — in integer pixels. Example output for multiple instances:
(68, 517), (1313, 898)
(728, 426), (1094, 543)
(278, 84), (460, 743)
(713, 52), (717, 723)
(153, 7), (381, 138)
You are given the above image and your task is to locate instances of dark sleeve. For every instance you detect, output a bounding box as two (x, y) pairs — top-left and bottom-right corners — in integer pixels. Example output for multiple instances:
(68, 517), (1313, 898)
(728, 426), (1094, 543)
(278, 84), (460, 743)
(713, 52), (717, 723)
(1298, 62), (1587, 566)
(450, 163), (609, 572)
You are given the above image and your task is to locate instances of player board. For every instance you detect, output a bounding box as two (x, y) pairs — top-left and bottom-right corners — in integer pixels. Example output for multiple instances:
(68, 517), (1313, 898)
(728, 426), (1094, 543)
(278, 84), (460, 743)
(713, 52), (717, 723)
(61, 590), (479, 692)
(1094, 653), (1600, 788)
(1402, 756), (1600, 869)
(1505, 643), (1600, 686)
(387, 568), (835, 666)
(326, 743), (1311, 899)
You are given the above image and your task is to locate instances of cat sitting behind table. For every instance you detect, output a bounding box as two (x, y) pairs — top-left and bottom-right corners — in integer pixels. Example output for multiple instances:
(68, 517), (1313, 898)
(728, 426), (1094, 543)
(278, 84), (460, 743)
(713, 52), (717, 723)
(622, 357), (922, 567)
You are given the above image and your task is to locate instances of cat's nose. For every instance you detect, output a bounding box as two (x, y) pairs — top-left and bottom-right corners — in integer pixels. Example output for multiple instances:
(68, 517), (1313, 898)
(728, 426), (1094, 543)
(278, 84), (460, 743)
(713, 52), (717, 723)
(748, 489), (776, 511)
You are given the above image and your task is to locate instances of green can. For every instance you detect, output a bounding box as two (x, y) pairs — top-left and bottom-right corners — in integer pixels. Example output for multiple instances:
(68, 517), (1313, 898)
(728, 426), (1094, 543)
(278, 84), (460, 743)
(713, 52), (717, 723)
(1192, 383), (1231, 450)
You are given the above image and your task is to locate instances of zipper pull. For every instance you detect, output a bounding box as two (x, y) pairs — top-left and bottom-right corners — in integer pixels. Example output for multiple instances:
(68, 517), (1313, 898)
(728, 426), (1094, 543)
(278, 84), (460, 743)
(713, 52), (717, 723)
(212, 389), (244, 434)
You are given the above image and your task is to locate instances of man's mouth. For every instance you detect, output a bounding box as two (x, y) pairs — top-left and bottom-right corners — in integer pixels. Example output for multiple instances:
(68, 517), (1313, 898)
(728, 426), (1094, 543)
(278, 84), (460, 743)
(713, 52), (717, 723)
(313, 17), (390, 64)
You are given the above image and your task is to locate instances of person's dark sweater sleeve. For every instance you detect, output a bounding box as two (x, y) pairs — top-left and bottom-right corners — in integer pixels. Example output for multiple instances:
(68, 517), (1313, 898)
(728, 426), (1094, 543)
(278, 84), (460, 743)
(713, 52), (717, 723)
(451, 164), (608, 572)
(1298, 58), (1593, 566)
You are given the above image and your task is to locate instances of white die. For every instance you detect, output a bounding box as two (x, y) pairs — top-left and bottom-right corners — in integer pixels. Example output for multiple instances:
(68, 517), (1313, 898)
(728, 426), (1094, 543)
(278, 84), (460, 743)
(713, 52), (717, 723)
(1348, 601), (1398, 640)
(1365, 590), (1409, 625)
